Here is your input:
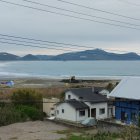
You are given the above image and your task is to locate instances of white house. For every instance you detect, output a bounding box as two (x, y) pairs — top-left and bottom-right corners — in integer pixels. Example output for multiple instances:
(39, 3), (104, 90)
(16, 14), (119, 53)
(56, 99), (89, 122)
(56, 88), (111, 122)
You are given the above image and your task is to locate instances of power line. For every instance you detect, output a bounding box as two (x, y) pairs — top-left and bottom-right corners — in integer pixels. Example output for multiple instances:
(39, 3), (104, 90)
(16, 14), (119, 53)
(0, 33), (139, 54)
(0, 37), (139, 55)
(0, 0), (140, 30)
(56, 0), (140, 21)
(0, 40), (76, 52)
(0, 37), (94, 51)
(0, 33), (95, 50)
(22, 0), (140, 27)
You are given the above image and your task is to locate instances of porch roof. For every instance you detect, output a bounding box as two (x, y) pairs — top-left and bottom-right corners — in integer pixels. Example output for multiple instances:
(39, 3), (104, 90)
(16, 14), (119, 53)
(65, 99), (89, 110)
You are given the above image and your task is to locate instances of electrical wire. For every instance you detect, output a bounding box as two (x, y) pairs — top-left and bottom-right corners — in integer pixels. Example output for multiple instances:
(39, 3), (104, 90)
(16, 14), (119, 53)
(56, 0), (140, 21)
(0, 37), (95, 51)
(22, 0), (140, 27)
(0, 0), (140, 30)
(0, 33), (95, 49)
(0, 33), (139, 54)
(0, 40), (76, 52)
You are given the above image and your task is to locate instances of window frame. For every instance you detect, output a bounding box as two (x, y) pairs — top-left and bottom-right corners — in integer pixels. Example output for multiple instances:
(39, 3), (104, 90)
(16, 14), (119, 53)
(79, 110), (85, 117)
(99, 108), (105, 115)
(62, 109), (64, 113)
(68, 95), (71, 99)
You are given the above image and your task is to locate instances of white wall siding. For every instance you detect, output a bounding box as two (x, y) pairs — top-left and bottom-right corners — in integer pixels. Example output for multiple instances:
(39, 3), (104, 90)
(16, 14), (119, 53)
(56, 103), (76, 121)
(56, 103), (88, 122)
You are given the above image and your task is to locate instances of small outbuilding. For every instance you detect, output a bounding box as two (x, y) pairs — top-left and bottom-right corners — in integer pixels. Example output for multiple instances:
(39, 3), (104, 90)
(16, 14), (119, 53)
(109, 77), (140, 125)
(43, 98), (60, 117)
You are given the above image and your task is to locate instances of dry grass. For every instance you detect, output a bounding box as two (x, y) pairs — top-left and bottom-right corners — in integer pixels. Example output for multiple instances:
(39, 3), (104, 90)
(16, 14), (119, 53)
(0, 87), (66, 100)
(0, 78), (118, 100)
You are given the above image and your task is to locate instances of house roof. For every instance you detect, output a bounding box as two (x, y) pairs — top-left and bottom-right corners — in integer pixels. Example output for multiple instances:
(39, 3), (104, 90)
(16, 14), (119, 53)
(65, 99), (89, 110)
(109, 77), (140, 100)
(68, 88), (108, 103)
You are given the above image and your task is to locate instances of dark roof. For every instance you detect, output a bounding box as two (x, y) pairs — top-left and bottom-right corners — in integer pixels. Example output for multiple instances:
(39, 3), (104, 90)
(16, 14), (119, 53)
(65, 99), (89, 110)
(68, 88), (108, 103)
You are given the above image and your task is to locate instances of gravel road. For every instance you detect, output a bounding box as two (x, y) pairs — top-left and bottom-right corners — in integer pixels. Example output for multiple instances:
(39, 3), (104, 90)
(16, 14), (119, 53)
(0, 121), (68, 140)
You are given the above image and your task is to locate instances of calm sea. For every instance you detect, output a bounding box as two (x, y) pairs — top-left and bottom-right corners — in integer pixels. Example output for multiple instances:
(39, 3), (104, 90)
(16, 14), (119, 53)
(0, 61), (140, 79)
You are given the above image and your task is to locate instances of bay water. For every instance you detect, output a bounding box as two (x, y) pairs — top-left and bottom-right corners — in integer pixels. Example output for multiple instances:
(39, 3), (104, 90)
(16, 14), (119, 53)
(0, 61), (140, 79)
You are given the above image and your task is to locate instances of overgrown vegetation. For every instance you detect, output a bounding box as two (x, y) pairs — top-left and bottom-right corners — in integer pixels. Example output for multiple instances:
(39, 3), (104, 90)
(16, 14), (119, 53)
(59, 125), (140, 140)
(105, 83), (115, 92)
(0, 89), (44, 126)
(11, 89), (42, 108)
(0, 104), (27, 126)
(66, 133), (119, 140)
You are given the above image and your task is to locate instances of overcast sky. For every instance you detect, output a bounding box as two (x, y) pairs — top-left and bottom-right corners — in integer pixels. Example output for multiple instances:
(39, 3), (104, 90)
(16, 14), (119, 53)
(0, 0), (140, 55)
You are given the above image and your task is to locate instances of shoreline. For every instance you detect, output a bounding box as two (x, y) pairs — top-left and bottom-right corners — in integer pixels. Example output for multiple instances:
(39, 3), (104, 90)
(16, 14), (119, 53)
(0, 75), (139, 81)
(0, 75), (122, 89)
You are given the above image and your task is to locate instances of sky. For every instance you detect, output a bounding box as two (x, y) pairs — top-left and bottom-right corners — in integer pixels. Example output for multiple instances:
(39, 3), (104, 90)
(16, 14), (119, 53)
(0, 0), (140, 55)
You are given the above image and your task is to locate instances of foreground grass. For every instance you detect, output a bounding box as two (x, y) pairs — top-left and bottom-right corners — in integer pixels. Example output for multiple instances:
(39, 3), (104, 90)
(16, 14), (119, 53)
(60, 132), (121, 140)
(58, 126), (140, 140)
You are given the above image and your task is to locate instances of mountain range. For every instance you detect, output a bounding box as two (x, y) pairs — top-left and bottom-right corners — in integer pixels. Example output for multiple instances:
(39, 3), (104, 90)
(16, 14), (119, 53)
(1, 49), (140, 61)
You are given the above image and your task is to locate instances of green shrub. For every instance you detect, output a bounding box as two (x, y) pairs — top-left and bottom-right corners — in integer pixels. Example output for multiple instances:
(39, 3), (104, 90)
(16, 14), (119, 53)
(11, 89), (42, 109)
(0, 104), (27, 126)
(16, 105), (43, 121)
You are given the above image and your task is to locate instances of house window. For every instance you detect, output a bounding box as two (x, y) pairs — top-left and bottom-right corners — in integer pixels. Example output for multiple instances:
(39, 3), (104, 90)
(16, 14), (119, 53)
(99, 108), (105, 115)
(62, 109), (64, 113)
(57, 110), (59, 114)
(68, 95), (71, 99)
(79, 110), (85, 117)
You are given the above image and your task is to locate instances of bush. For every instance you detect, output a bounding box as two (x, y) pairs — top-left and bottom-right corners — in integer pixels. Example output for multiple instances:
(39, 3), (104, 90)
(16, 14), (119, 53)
(0, 104), (27, 126)
(106, 83), (114, 92)
(11, 89), (42, 109)
(16, 105), (43, 121)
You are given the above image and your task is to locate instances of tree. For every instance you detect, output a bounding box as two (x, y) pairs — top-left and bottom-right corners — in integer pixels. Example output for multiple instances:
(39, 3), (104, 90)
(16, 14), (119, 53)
(106, 83), (114, 92)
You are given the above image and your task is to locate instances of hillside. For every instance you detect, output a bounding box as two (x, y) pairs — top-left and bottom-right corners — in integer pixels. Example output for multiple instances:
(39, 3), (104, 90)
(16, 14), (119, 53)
(51, 49), (140, 60)
(0, 52), (19, 61)
(20, 54), (39, 61)
(1, 49), (140, 61)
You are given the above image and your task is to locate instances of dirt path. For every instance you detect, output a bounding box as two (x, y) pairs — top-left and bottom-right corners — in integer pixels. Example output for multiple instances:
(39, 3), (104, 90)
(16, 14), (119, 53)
(0, 121), (68, 140)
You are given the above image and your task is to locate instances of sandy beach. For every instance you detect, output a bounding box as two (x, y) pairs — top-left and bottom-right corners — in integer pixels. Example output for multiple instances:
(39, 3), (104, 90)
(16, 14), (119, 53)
(0, 76), (120, 88)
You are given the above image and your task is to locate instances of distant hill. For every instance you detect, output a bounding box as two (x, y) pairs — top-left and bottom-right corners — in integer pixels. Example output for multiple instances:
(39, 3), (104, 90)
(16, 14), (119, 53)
(51, 49), (140, 60)
(20, 54), (39, 61)
(36, 55), (54, 60)
(0, 52), (19, 61)
(1, 49), (140, 61)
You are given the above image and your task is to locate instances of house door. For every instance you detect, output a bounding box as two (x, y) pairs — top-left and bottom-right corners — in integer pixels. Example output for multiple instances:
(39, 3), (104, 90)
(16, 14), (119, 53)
(121, 111), (125, 121)
(91, 108), (96, 118)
